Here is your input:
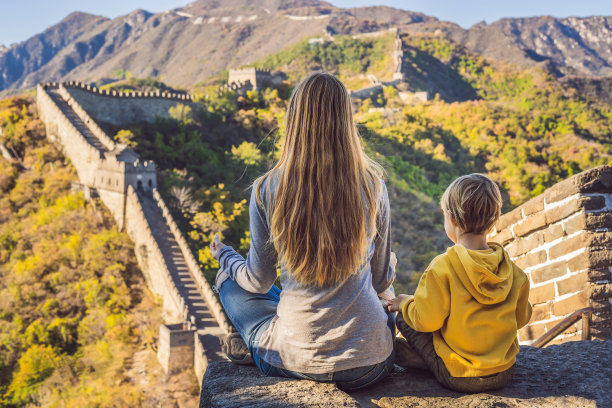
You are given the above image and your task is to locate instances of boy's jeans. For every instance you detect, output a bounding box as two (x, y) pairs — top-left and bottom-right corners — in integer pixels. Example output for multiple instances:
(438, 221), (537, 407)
(217, 278), (395, 391)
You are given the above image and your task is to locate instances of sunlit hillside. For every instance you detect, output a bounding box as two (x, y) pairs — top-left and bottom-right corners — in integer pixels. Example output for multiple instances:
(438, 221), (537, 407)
(0, 97), (198, 407)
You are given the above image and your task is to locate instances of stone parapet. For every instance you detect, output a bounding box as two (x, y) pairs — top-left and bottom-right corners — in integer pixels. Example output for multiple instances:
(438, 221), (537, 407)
(488, 166), (612, 344)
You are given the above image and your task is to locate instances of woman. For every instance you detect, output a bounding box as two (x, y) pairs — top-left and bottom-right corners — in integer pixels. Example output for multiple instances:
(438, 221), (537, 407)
(210, 73), (396, 390)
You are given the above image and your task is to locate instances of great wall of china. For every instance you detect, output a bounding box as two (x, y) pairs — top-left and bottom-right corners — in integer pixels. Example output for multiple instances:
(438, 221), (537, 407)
(35, 67), (611, 387)
(37, 81), (230, 386)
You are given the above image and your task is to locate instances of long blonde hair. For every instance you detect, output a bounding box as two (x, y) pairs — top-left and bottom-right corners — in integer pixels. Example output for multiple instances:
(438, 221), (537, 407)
(256, 73), (383, 287)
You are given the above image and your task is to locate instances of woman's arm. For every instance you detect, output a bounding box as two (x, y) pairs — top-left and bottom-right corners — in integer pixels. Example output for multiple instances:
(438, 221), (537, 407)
(370, 181), (395, 294)
(212, 183), (278, 294)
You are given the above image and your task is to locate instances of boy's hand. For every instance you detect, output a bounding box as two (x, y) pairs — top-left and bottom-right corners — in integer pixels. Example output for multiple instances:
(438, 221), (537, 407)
(210, 234), (226, 260)
(390, 252), (397, 269)
(387, 294), (413, 312)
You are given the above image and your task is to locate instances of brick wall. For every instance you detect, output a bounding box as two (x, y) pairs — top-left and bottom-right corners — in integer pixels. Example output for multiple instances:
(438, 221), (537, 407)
(488, 166), (612, 345)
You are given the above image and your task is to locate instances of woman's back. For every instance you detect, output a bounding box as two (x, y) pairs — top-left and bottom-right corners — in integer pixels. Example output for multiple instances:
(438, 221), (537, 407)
(253, 176), (394, 373)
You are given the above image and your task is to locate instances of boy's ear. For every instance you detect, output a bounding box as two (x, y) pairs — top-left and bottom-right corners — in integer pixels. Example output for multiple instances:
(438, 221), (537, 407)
(448, 213), (458, 227)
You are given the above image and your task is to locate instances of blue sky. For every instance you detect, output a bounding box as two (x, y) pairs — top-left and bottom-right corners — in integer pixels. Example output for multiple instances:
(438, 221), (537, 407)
(1, 0), (611, 46)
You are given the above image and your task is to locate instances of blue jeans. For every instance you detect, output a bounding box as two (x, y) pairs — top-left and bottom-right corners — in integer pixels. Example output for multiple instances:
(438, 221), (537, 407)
(217, 278), (396, 391)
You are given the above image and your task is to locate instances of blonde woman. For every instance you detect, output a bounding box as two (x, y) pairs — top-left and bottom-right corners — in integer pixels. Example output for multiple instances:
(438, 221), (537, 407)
(210, 73), (396, 390)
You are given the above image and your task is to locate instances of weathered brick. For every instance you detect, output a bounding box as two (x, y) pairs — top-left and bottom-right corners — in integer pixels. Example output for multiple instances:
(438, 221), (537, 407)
(514, 213), (547, 238)
(563, 214), (586, 235)
(529, 283), (555, 305)
(556, 271), (589, 296)
(507, 232), (546, 257)
(552, 291), (589, 316)
(585, 211), (612, 231)
(567, 249), (612, 272)
(588, 268), (612, 283)
(543, 222), (565, 243)
(496, 206), (523, 231)
(489, 227), (514, 246)
(548, 232), (592, 260)
(518, 322), (546, 341)
(531, 261), (567, 284)
(530, 302), (552, 321)
(544, 166), (612, 203)
(522, 194), (545, 216)
(544, 196), (606, 225)
(514, 250), (547, 269)
(589, 282), (612, 300)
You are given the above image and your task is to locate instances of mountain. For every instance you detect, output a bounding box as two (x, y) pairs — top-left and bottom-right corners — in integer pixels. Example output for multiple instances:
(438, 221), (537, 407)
(1, 0), (610, 94)
(408, 16), (612, 77)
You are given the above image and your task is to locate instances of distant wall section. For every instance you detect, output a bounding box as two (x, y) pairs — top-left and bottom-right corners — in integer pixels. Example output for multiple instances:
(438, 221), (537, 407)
(63, 81), (193, 126)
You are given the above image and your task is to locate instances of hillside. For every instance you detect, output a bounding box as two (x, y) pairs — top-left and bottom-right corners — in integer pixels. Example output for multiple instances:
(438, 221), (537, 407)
(88, 32), (611, 292)
(1, 0), (611, 94)
(0, 97), (198, 407)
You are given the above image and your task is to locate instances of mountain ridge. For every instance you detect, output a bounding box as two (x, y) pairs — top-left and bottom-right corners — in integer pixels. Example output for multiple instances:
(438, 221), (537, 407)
(0, 0), (610, 94)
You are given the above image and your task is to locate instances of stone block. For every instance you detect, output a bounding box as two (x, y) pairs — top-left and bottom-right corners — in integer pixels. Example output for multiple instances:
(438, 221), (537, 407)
(567, 249), (612, 272)
(489, 227), (514, 246)
(545, 196), (606, 225)
(529, 283), (555, 305)
(556, 271), (589, 296)
(545, 166), (612, 203)
(507, 234), (545, 258)
(518, 322), (547, 341)
(548, 232), (610, 260)
(530, 302), (552, 322)
(589, 282), (612, 300)
(496, 206), (523, 231)
(514, 250), (547, 270)
(514, 213), (547, 238)
(552, 291), (589, 316)
(544, 222), (565, 243)
(522, 194), (545, 216)
(569, 212), (612, 234)
(587, 267), (611, 283)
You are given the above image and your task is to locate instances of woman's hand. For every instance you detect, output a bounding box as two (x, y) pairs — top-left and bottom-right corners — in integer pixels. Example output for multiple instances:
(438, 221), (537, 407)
(387, 294), (413, 312)
(210, 234), (226, 260)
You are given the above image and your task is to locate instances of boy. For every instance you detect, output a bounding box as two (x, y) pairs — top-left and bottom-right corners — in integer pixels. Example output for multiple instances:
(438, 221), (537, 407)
(388, 174), (532, 393)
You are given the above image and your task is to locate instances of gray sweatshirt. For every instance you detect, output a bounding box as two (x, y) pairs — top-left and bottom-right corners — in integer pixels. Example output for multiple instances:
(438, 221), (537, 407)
(217, 176), (395, 374)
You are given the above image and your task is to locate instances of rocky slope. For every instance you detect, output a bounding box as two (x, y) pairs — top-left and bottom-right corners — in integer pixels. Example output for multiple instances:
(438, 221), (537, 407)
(1, 0), (610, 93)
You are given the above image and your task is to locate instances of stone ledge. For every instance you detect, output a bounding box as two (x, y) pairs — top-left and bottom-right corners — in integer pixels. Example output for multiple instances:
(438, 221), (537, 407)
(200, 340), (610, 407)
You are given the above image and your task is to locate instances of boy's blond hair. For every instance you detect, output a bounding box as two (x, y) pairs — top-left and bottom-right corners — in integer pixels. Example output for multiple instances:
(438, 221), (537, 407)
(440, 173), (502, 235)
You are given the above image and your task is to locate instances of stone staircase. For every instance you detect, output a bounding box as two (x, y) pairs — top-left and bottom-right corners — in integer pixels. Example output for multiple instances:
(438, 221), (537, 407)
(138, 190), (225, 362)
(47, 88), (110, 153)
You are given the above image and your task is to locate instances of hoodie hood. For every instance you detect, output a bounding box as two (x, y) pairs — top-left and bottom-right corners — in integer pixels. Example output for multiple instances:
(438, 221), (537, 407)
(447, 242), (513, 304)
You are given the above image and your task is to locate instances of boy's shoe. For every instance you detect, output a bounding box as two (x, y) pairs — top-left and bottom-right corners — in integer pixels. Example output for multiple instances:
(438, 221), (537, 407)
(220, 332), (254, 365)
(394, 314), (428, 369)
(395, 337), (428, 369)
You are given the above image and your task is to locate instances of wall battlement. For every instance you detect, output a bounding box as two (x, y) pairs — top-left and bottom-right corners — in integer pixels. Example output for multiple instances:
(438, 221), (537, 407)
(488, 166), (612, 344)
(62, 80), (192, 101)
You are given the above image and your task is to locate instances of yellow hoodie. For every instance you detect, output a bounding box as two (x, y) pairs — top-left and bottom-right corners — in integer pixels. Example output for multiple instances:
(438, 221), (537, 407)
(399, 242), (532, 377)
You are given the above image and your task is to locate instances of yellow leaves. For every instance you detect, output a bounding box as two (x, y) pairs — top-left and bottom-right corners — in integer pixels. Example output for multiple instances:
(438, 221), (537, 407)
(7, 344), (61, 404)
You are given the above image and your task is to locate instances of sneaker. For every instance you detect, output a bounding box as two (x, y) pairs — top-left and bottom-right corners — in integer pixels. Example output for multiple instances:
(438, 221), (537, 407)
(395, 337), (427, 369)
(220, 332), (254, 365)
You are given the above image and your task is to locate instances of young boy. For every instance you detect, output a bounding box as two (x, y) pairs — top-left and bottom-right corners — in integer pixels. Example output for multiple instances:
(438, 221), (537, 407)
(388, 174), (532, 393)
